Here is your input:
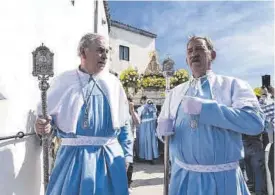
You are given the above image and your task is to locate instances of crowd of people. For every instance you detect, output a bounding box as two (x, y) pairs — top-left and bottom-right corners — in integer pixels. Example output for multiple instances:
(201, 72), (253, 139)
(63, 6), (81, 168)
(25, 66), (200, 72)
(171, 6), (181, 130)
(240, 86), (274, 195)
(35, 33), (274, 195)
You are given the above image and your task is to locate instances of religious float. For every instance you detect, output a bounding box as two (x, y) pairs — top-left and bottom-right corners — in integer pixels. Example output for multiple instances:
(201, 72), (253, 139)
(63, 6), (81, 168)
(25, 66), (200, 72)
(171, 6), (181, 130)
(119, 51), (190, 109)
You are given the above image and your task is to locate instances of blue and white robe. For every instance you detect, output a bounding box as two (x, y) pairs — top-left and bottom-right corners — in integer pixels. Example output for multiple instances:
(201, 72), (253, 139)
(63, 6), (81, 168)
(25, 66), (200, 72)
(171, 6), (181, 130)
(157, 71), (265, 195)
(37, 69), (132, 195)
(137, 104), (159, 160)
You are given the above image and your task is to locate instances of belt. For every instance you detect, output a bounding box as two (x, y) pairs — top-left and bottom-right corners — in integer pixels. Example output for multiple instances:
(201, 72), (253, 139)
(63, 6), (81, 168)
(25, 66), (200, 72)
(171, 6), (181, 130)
(175, 158), (239, 173)
(141, 118), (157, 123)
(61, 136), (117, 146)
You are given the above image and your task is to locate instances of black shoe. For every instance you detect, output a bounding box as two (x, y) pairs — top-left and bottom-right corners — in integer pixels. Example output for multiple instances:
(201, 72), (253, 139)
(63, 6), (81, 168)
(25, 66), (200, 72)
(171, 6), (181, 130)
(134, 156), (139, 162)
(247, 183), (254, 193)
(150, 160), (157, 165)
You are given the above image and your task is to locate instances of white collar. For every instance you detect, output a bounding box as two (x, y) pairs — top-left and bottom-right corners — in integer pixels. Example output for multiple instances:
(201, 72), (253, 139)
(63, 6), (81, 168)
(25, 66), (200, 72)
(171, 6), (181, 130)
(37, 67), (129, 133)
(76, 67), (108, 83)
(190, 70), (214, 82)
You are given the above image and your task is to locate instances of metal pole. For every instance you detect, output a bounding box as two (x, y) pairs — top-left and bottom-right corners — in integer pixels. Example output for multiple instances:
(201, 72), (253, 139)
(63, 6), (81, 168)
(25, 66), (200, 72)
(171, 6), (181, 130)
(32, 43), (54, 193)
(39, 79), (50, 192)
(94, 0), (98, 33)
(0, 132), (36, 141)
(163, 76), (170, 195)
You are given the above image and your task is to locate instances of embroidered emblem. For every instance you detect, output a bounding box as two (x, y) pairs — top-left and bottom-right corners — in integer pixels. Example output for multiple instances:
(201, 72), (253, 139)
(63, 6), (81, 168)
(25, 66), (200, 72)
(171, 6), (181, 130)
(190, 119), (197, 129)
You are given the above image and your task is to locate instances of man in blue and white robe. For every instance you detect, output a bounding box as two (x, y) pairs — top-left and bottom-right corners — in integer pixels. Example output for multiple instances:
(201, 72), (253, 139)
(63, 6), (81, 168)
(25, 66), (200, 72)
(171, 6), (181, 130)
(137, 98), (159, 163)
(35, 33), (132, 195)
(157, 36), (265, 195)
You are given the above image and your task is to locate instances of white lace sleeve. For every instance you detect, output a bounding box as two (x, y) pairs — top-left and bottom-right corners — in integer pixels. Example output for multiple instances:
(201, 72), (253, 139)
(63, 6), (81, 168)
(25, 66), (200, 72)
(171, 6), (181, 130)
(231, 79), (260, 110)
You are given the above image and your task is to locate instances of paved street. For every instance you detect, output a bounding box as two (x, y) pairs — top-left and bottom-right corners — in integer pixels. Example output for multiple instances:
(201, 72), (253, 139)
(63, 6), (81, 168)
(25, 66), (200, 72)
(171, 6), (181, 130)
(130, 156), (268, 195)
(131, 160), (164, 195)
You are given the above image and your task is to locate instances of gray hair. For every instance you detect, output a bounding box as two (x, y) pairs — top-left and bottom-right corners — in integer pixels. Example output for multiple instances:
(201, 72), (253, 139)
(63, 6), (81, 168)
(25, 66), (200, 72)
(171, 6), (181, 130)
(187, 35), (215, 52)
(77, 33), (106, 57)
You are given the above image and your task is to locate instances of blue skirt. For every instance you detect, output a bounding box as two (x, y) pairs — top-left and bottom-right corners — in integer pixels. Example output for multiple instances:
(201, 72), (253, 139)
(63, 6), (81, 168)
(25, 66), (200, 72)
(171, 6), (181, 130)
(46, 141), (129, 195)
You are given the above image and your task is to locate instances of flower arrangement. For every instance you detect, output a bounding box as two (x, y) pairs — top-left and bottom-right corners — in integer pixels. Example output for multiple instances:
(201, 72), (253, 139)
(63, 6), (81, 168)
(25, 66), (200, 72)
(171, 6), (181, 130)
(119, 67), (141, 92)
(170, 69), (189, 88)
(140, 75), (166, 89)
(119, 66), (189, 93)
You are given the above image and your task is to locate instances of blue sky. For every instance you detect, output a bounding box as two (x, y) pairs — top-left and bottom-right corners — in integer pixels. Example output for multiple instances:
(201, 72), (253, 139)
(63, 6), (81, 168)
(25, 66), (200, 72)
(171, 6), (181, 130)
(109, 1), (274, 88)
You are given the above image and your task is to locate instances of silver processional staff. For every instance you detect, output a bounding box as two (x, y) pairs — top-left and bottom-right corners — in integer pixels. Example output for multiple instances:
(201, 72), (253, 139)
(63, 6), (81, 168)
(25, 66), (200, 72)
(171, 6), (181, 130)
(32, 43), (54, 192)
(162, 57), (175, 195)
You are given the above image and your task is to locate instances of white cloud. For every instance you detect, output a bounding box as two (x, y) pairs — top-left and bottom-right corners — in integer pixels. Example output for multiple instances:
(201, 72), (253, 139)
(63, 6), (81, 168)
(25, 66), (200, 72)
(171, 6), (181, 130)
(139, 1), (274, 87)
(215, 24), (274, 73)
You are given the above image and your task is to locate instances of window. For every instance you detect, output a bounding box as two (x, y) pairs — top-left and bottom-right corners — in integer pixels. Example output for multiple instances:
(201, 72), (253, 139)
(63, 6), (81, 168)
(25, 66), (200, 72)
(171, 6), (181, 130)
(119, 45), (129, 61)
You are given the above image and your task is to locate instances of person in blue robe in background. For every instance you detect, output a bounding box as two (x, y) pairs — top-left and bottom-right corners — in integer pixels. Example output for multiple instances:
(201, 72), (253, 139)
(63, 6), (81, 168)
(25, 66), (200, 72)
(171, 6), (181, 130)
(137, 97), (159, 164)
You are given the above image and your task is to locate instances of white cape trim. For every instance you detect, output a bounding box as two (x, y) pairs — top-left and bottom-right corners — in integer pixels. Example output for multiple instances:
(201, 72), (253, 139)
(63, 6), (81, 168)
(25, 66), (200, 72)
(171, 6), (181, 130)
(158, 71), (260, 124)
(36, 68), (129, 134)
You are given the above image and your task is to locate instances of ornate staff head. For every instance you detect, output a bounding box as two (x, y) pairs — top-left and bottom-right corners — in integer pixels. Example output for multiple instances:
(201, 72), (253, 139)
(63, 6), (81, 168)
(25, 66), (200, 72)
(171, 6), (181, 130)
(31, 43), (54, 191)
(162, 57), (175, 78)
(32, 43), (54, 91)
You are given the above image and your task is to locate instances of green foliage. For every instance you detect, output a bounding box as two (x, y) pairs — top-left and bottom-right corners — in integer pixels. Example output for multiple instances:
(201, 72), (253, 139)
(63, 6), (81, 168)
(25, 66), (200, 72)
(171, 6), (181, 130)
(119, 67), (189, 92)
(119, 67), (141, 89)
(170, 69), (189, 88)
(119, 67), (142, 95)
(140, 75), (166, 89)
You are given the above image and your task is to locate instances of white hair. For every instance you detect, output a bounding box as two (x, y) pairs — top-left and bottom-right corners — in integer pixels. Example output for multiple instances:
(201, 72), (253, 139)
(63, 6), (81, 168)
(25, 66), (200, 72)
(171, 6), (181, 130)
(77, 33), (107, 57)
(187, 35), (215, 52)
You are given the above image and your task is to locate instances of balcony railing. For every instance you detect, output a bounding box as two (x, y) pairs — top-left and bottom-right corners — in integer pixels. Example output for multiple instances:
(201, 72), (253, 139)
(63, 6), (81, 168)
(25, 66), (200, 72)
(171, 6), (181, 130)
(0, 131), (36, 141)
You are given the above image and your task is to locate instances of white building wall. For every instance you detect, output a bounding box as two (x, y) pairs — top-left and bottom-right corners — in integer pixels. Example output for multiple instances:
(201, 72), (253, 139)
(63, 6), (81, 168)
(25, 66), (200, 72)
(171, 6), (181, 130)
(98, 1), (109, 40)
(109, 26), (156, 74)
(0, 0), (109, 194)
